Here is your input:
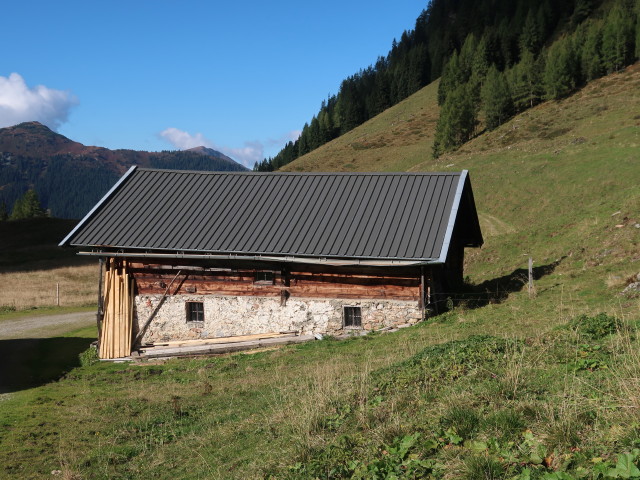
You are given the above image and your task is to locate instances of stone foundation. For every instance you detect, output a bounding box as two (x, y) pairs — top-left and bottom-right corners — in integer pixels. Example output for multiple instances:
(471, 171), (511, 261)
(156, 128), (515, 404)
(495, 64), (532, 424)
(134, 294), (422, 344)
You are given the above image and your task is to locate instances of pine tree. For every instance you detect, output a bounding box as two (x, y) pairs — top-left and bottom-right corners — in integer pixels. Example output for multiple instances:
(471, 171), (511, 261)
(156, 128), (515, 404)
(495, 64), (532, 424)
(472, 35), (491, 84)
(438, 51), (463, 105)
(602, 1), (635, 73)
(572, 0), (593, 27)
(520, 9), (542, 55)
(433, 84), (478, 158)
(581, 20), (604, 81)
(458, 34), (477, 83)
(544, 38), (579, 99)
(635, 0), (640, 59)
(297, 124), (310, 157)
(508, 50), (544, 111)
(482, 66), (514, 130)
(10, 189), (46, 220)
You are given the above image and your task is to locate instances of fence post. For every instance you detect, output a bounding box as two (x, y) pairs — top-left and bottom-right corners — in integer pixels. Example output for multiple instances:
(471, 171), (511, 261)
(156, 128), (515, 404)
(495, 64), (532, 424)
(528, 257), (533, 298)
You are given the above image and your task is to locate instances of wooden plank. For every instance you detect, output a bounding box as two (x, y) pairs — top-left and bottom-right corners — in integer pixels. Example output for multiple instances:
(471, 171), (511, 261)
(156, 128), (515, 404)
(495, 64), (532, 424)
(141, 335), (315, 358)
(99, 268), (110, 359)
(110, 265), (119, 359)
(152, 331), (299, 348)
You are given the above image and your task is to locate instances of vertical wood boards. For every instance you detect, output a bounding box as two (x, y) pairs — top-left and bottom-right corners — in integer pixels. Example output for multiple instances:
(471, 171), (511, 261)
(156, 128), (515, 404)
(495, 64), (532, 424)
(98, 260), (135, 359)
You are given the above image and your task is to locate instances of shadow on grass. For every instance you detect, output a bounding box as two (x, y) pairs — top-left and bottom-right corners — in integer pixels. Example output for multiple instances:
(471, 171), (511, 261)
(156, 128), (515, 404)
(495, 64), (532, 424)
(0, 336), (94, 393)
(451, 257), (565, 310)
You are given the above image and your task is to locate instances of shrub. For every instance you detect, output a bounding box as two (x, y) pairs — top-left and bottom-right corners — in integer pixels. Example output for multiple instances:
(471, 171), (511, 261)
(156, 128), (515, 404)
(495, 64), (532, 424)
(569, 313), (622, 339)
(79, 345), (99, 367)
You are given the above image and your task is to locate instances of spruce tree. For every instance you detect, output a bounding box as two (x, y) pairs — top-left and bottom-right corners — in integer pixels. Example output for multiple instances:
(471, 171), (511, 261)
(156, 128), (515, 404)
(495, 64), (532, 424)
(10, 189), (46, 220)
(572, 0), (593, 27)
(508, 50), (544, 111)
(635, 0), (640, 59)
(582, 20), (604, 81)
(472, 35), (490, 84)
(459, 34), (477, 83)
(437, 51), (462, 105)
(544, 38), (578, 99)
(433, 84), (478, 158)
(602, 1), (635, 73)
(482, 66), (514, 131)
(297, 124), (310, 157)
(520, 9), (542, 55)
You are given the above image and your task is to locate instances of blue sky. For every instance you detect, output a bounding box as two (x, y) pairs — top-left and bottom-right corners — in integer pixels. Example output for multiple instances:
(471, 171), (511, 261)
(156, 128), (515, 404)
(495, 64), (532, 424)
(1, 1), (427, 167)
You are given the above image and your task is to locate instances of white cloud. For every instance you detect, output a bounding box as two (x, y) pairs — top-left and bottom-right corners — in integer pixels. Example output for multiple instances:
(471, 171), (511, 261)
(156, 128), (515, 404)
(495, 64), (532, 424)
(0, 73), (77, 130)
(159, 127), (215, 150)
(160, 127), (305, 168)
(160, 127), (264, 168)
(225, 140), (264, 167)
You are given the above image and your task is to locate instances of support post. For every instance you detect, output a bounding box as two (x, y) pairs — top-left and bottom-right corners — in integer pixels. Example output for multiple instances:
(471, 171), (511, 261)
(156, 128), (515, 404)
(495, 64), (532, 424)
(56, 283), (60, 306)
(133, 269), (183, 347)
(419, 266), (425, 321)
(96, 257), (105, 348)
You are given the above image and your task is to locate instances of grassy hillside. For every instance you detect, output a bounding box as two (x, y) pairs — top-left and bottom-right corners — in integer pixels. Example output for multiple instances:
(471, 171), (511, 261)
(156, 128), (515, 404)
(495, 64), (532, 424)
(282, 78), (441, 173)
(0, 67), (639, 479)
(285, 62), (640, 325)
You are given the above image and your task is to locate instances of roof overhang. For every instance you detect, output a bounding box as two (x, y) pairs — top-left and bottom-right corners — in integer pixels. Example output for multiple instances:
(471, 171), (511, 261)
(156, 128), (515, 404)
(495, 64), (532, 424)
(76, 249), (442, 267)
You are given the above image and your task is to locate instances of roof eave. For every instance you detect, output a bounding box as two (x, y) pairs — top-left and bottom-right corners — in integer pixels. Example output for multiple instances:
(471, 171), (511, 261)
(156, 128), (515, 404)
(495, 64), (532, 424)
(59, 165), (138, 247)
(436, 169), (468, 264)
(75, 249), (444, 267)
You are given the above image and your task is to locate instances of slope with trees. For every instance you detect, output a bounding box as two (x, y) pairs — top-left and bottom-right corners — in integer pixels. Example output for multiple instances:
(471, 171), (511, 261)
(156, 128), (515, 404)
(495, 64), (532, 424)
(255, 0), (640, 171)
(434, 0), (640, 157)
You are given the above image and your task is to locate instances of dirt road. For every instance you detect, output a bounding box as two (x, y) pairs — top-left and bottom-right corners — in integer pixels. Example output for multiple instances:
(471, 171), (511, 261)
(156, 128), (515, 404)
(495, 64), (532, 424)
(0, 311), (96, 340)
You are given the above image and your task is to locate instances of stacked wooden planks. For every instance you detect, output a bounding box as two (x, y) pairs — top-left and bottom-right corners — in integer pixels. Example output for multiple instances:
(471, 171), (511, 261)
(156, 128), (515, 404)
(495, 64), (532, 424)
(99, 260), (134, 359)
(138, 332), (313, 359)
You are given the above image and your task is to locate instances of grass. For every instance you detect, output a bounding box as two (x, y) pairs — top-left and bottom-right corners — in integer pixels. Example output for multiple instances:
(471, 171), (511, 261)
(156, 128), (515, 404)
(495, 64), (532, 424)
(0, 305), (95, 323)
(1, 314), (640, 479)
(0, 65), (639, 478)
(0, 325), (96, 394)
(0, 264), (97, 310)
(0, 218), (96, 311)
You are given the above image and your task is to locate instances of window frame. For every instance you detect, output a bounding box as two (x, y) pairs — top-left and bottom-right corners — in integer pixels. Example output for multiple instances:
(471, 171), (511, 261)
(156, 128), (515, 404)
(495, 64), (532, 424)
(186, 301), (204, 323)
(343, 305), (362, 329)
(254, 270), (275, 285)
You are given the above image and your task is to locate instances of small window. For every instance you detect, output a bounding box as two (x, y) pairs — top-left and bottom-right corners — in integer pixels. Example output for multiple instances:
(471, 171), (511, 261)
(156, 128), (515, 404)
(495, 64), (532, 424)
(255, 271), (275, 284)
(343, 306), (362, 328)
(186, 301), (204, 322)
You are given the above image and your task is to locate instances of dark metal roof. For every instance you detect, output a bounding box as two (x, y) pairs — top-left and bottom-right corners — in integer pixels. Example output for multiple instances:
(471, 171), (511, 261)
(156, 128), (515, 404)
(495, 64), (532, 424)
(61, 168), (482, 263)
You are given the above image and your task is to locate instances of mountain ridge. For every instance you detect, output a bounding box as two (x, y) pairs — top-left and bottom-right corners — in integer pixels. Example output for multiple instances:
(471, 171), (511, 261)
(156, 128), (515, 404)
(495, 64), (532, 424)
(0, 122), (247, 219)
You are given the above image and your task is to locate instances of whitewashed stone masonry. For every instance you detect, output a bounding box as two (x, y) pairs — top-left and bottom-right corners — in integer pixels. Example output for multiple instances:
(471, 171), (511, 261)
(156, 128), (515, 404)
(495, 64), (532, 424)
(134, 294), (422, 344)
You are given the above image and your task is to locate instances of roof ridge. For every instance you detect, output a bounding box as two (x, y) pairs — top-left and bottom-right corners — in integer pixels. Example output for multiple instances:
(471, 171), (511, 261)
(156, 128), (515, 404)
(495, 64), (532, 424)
(134, 168), (463, 176)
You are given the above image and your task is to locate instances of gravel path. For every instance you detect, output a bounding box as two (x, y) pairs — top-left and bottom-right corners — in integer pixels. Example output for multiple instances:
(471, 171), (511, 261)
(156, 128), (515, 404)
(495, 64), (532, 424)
(0, 311), (96, 340)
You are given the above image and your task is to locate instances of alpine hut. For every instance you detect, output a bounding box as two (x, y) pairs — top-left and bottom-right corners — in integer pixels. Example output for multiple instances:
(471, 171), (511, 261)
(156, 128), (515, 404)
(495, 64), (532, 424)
(60, 167), (483, 358)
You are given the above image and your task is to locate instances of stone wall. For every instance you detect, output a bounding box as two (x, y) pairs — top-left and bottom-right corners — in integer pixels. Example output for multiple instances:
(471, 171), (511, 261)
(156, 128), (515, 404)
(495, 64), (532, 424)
(134, 294), (422, 344)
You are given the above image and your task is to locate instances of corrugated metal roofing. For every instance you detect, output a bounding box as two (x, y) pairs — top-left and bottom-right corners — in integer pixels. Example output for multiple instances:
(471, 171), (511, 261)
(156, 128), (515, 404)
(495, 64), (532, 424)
(61, 168), (482, 262)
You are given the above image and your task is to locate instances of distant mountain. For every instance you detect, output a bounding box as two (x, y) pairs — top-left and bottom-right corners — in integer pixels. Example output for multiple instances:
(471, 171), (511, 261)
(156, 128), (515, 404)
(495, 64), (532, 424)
(0, 122), (247, 219)
(185, 146), (229, 158)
